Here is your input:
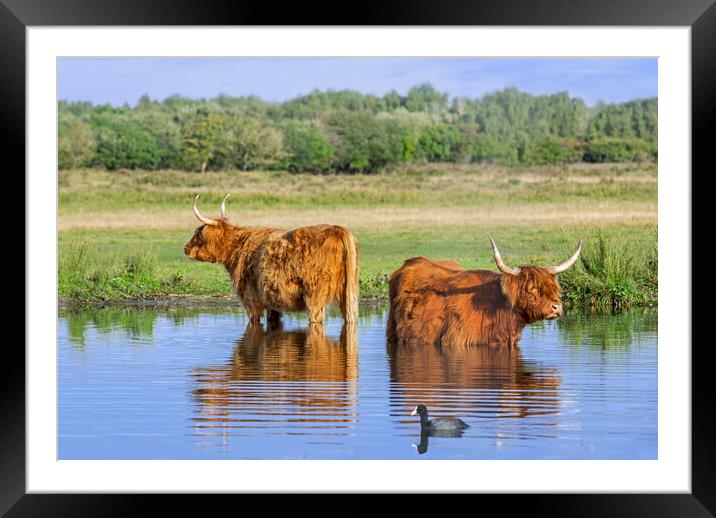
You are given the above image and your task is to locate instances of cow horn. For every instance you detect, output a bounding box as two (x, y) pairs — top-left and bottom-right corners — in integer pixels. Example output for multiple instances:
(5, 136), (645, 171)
(220, 193), (230, 219)
(488, 235), (521, 275)
(193, 195), (219, 226)
(546, 238), (584, 274)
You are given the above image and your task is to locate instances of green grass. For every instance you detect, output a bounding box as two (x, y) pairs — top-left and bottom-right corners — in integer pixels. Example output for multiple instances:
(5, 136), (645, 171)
(58, 164), (658, 309)
(59, 239), (204, 302)
(59, 225), (658, 307)
(559, 231), (658, 310)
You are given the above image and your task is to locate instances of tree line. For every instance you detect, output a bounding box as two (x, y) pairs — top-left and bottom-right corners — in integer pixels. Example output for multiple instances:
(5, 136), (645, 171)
(58, 84), (657, 172)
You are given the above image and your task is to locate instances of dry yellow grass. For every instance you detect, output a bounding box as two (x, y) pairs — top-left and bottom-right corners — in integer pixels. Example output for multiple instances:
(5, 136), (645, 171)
(58, 163), (657, 211)
(58, 201), (656, 232)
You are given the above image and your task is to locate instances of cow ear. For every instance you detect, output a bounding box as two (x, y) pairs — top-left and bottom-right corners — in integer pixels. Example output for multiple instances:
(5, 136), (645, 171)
(499, 274), (520, 308)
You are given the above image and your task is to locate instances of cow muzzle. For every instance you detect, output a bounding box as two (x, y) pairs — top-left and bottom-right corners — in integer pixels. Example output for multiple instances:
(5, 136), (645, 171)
(547, 303), (563, 319)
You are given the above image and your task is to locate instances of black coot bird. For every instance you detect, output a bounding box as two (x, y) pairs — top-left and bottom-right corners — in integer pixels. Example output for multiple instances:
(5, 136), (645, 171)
(411, 404), (469, 433)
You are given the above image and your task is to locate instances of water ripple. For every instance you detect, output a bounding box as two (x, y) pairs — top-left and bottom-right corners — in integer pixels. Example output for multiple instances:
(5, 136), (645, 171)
(59, 306), (657, 459)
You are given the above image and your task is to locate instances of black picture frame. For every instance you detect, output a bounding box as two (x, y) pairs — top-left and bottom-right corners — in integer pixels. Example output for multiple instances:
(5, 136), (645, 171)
(8, 0), (710, 514)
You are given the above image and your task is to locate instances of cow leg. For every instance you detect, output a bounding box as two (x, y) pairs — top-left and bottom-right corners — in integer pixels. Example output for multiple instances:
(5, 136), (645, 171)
(304, 297), (325, 324)
(307, 307), (325, 324)
(339, 296), (357, 324)
(386, 305), (397, 343)
(267, 317), (283, 332)
(245, 304), (263, 324)
(239, 295), (263, 324)
(267, 309), (282, 322)
(339, 297), (348, 321)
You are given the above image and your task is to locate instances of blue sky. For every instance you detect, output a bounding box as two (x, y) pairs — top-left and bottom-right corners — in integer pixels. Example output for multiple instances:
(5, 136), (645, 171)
(58, 57), (657, 107)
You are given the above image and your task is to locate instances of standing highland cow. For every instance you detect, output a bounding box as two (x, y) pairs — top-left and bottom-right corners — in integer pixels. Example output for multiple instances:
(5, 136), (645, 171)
(387, 235), (583, 348)
(184, 194), (359, 324)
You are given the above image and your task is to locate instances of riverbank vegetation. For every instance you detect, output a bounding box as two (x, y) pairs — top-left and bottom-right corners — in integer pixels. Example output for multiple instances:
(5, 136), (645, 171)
(58, 164), (657, 309)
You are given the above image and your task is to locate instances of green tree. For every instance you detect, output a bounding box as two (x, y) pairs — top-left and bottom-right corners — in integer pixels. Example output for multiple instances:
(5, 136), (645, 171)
(583, 137), (654, 163)
(327, 111), (403, 172)
(281, 122), (335, 172)
(417, 124), (470, 162)
(181, 113), (234, 172)
(58, 119), (96, 170)
(588, 98), (657, 141)
(471, 134), (519, 164)
(383, 90), (404, 111)
(59, 86), (658, 171)
(230, 117), (284, 170)
(406, 83), (449, 114)
(520, 135), (586, 165)
(133, 109), (183, 169)
(91, 113), (162, 170)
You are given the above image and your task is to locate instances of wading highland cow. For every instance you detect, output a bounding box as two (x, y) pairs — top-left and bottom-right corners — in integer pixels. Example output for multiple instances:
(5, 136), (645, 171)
(184, 194), (359, 324)
(387, 235), (583, 348)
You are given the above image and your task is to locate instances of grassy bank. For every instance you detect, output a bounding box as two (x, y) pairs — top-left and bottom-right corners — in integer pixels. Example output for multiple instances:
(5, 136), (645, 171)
(58, 164), (658, 309)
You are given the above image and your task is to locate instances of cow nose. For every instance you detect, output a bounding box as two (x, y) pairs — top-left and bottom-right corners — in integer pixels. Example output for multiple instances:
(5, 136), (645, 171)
(552, 303), (562, 315)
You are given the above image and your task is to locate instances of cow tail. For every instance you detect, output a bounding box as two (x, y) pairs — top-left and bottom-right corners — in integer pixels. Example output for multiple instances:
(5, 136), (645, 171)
(342, 231), (359, 323)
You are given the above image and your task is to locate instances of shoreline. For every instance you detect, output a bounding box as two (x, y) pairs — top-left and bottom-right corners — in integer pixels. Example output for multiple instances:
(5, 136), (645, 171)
(58, 294), (390, 310)
(58, 294), (655, 312)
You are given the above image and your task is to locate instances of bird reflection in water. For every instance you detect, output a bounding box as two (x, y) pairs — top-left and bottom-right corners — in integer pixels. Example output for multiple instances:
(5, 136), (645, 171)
(387, 340), (562, 454)
(190, 321), (358, 448)
(412, 427), (468, 455)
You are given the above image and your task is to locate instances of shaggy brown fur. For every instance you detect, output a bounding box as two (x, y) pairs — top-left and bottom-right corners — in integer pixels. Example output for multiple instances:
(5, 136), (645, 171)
(185, 218), (359, 324)
(387, 257), (565, 348)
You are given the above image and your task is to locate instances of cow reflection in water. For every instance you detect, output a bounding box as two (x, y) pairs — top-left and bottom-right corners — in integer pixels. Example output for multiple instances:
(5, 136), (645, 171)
(190, 321), (358, 446)
(388, 341), (561, 454)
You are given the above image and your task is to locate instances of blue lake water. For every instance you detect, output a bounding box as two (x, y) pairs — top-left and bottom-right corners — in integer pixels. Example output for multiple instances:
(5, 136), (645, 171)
(58, 305), (657, 460)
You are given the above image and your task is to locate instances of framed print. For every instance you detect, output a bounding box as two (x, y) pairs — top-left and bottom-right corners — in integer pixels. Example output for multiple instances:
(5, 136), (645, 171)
(8, 0), (711, 514)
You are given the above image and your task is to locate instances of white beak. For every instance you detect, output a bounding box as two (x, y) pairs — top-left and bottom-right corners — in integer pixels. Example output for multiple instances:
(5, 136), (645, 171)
(411, 407), (418, 416)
